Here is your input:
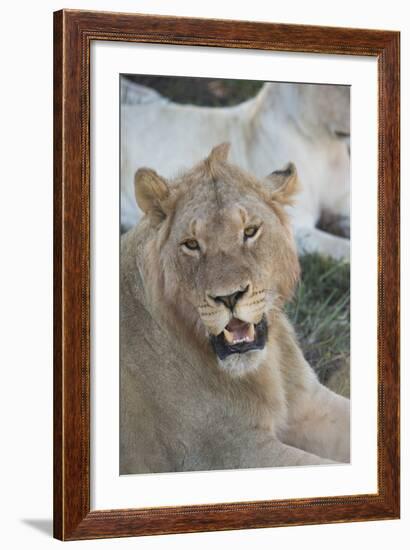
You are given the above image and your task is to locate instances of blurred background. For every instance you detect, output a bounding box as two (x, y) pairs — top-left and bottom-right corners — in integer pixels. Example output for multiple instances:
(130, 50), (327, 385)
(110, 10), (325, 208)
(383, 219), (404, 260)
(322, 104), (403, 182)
(124, 75), (264, 106)
(123, 75), (350, 397)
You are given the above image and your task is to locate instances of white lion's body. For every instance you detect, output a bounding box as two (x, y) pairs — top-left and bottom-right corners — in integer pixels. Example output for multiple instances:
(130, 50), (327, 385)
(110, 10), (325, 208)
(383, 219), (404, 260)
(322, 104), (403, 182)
(121, 79), (350, 260)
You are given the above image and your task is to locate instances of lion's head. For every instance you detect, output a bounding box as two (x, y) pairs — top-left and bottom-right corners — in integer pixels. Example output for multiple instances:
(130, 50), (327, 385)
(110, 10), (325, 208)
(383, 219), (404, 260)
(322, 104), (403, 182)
(134, 143), (300, 376)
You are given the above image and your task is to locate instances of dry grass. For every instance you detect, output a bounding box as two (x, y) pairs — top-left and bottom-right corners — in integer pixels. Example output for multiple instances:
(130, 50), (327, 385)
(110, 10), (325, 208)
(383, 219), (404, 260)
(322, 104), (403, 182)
(285, 254), (350, 397)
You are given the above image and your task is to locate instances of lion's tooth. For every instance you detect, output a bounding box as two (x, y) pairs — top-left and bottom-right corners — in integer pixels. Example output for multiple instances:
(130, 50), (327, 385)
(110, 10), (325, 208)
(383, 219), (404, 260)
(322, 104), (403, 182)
(248, 324), (255, 341)
(223, 329), (234, 344)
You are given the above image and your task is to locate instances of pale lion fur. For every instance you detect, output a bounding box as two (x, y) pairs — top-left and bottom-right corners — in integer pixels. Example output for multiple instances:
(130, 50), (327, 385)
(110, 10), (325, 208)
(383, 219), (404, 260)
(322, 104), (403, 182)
(121, 79), (350, 260)
(120, 144), (350, 473)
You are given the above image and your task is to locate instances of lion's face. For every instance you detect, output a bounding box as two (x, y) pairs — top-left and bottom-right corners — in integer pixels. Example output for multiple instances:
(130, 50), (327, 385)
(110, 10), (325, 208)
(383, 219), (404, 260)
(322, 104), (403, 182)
(135, 143), (300, 376)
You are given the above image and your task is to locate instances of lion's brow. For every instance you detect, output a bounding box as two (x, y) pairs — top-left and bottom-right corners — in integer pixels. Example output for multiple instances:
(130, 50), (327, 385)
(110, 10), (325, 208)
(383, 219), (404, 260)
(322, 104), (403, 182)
(190, 218), (197, 236)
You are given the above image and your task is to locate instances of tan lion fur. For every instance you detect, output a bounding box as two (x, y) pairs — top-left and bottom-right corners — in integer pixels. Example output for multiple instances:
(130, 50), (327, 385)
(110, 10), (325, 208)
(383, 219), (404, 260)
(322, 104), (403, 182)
(120, 144), (350, 473)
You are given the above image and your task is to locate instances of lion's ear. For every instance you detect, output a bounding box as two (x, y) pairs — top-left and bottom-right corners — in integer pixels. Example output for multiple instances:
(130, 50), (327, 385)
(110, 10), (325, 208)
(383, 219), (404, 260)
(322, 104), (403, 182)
(207, 142), (231, 163)
(134, 168), (170, 220)
(264, 163), (300, 206)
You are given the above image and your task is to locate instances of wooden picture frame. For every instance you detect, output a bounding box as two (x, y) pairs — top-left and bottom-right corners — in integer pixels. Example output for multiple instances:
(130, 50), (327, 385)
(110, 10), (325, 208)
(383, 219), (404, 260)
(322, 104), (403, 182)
(53, 9), (400, 541)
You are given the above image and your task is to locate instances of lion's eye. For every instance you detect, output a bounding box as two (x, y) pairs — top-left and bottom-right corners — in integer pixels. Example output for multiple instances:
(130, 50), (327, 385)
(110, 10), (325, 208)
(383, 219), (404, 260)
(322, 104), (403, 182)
(183, 239), (200, 251)
(244, 225), (260, 240)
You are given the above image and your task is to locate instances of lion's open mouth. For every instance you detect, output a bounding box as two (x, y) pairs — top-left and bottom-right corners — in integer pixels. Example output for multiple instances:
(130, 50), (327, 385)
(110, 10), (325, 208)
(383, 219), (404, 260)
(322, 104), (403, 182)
(210, 316), (268, 360)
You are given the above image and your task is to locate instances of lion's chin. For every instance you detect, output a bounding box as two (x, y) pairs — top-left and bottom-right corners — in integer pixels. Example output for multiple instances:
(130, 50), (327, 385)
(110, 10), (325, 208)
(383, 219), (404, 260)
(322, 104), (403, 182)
(216, 348), (267, 377)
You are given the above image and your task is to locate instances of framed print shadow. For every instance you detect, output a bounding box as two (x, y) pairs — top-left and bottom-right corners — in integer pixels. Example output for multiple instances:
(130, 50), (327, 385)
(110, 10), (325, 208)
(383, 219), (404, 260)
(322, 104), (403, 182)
(53, 9), (400, 541)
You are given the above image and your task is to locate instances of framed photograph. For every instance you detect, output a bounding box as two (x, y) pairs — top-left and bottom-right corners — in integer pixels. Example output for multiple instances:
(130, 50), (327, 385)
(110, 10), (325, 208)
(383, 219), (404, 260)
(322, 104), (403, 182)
(54, 9), (400, 541)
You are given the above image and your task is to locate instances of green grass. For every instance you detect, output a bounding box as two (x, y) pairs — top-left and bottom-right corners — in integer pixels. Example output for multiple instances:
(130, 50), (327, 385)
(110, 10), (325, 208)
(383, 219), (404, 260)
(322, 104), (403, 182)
(123, 75), (264, 107)
(285, 254), (350, 396)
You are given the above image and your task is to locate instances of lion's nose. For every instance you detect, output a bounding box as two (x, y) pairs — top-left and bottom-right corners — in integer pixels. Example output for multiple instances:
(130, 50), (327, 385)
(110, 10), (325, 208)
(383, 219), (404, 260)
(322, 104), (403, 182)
(212, 285), (249, 311)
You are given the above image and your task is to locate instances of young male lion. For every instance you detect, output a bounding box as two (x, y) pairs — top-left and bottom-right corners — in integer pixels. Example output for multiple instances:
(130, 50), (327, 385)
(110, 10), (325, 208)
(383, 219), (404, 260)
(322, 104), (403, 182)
(120, 143), (350, 474)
